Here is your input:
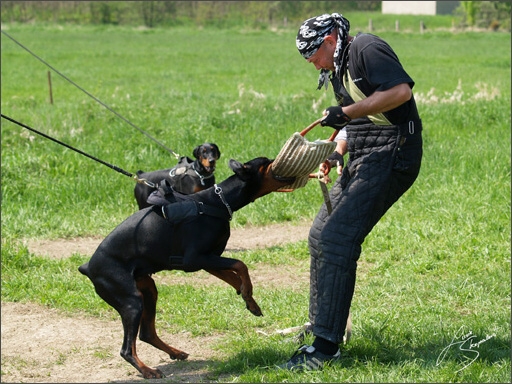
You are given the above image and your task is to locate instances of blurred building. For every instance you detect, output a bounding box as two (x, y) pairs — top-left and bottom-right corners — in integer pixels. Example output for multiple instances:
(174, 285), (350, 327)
(382, 1), (460, 15)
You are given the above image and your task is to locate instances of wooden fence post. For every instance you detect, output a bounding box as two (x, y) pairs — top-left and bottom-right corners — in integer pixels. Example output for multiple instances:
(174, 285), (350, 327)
(47, 70), (53, 104)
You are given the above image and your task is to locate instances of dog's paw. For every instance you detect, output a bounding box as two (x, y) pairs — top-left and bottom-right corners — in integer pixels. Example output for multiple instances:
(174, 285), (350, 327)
(170, 351), (189, 361)
(246, 302), (263, 317)
(141, 367), (164, 379)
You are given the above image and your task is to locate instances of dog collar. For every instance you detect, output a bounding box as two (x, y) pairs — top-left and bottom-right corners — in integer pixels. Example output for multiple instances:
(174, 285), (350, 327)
(214, 184), (233, 220)
(192, 164), (215, 186)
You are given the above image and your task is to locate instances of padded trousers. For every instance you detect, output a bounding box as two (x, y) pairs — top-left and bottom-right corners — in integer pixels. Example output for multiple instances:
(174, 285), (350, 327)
(308, 121), (423, 345)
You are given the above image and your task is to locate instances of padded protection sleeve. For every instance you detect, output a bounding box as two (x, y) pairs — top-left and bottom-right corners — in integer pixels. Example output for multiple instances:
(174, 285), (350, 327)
(272, 132), (336, 191)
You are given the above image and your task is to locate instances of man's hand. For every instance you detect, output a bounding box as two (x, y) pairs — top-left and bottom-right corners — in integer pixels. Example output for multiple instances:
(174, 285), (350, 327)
(319, 160), (331, 177)
(320, 106), (351, 129)
(327, 151), (344, 175)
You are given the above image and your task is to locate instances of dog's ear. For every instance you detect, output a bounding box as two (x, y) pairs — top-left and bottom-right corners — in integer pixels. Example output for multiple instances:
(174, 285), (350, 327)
(229, 159), (243, 173)
(229, 157), (271, 181)
(192, 145), (201, 160)
(229, 159), (253, 181)
(211, 143), (221, 159)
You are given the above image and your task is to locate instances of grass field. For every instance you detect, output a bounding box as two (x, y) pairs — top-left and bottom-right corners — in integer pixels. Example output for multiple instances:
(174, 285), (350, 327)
(1, 21), (510, 382)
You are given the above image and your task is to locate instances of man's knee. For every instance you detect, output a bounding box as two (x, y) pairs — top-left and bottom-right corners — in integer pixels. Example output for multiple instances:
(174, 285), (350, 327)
(308, 206), (330, 253)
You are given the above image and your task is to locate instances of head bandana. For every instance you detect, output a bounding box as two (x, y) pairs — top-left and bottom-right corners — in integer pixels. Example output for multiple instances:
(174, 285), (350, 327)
(296, 13), (350, 90)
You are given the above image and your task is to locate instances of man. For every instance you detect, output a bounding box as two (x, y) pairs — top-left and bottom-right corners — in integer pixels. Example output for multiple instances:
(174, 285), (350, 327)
(279, 13), (423, 371)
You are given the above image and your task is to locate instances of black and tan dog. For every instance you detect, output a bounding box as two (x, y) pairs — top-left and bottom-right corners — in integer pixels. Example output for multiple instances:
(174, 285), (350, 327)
(79, 157), (295, 379)
(134, 143), (221, 209)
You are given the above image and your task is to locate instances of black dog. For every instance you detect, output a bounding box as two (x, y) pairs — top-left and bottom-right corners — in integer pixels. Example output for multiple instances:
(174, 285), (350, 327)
(134, 143), (221, 210)
(78, 157), (294, 379)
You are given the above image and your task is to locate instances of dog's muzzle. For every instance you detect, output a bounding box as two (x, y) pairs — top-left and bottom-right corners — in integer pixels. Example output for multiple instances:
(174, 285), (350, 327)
(205, 162), (216, 173)
(269, 165), (296, 184)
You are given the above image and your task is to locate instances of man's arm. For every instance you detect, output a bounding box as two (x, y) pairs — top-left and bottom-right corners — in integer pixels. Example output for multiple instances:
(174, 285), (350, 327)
(342, 83), (412, 119)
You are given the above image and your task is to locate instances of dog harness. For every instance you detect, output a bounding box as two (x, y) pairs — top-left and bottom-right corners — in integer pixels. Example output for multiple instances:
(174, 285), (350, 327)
(147, 180), (232, 223)
(161, 199), (231, 223)
(169, 156), (214, 188)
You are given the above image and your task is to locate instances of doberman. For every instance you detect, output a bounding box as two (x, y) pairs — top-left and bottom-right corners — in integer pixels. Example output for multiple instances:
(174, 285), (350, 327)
(134, 143), (221, 210)
(78, 157), (295, 379)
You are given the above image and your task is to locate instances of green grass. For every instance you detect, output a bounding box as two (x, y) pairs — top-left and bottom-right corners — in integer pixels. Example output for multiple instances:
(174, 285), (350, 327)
(1, 23), (510, 382)
(1, 25), (510, 237)
(1, 235), (509, 382)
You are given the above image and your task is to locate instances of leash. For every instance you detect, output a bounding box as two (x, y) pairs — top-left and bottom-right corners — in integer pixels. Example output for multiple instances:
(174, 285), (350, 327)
(1, 30), (179, 159)
(302, 120), (339, 214)
(310, 170), (333, 214)
(1, 114), (156, 188)
(319, 175), (333, 215)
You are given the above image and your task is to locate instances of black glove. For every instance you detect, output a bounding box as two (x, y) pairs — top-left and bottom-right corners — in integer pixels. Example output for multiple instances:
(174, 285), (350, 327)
(320, 106), (351, 129)
(327, 151), (344, 168)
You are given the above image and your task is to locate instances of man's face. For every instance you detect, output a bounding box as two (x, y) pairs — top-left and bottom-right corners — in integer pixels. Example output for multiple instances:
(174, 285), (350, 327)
(306, 36), (336, 71)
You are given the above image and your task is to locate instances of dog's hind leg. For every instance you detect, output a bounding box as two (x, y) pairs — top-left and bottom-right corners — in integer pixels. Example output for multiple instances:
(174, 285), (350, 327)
(136, 275), (189, 361)
(88, 268), (164, 379)
(118, 300), (165, 379)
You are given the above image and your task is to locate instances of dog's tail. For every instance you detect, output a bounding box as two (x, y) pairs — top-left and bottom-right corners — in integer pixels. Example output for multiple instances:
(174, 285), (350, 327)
(78, 262), (90, 277)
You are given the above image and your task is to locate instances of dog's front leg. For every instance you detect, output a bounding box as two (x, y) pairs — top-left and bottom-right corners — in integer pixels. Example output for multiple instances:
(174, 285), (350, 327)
(207, 266), (262, 316)
(205, 269), (242, 295)
(183, 253), (262, 316)
(229, 260), (262, 317)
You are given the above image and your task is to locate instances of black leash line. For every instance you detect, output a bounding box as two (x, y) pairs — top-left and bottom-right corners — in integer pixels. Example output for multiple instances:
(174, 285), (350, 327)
(1, 29), (179, 159)
(1, 113), (155, 188)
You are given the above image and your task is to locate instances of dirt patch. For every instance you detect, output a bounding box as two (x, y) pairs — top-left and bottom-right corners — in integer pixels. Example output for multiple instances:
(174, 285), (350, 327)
(2, 221), (313, 383)
(23, 220), (312, 259)
(1, 302), (229, 383)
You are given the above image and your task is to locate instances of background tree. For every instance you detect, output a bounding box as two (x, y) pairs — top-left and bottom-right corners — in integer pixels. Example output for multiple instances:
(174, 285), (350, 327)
(460, 1), (479, 27)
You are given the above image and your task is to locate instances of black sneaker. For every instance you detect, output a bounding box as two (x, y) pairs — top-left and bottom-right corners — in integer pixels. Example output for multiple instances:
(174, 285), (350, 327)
(278, 345), (340, 371)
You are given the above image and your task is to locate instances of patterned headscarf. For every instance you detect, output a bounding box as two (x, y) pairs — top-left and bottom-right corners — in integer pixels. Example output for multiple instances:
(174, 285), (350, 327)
(296, 13), (350, 90)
